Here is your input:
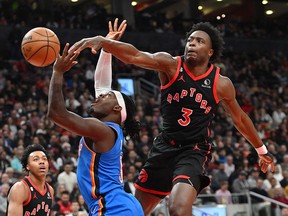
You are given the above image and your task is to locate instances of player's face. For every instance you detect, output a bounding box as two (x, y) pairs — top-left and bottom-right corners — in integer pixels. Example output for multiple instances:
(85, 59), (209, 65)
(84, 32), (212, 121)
(27, 151), (49, 176)
(88, 92), (118, 118)
(184, 30), (214, 64)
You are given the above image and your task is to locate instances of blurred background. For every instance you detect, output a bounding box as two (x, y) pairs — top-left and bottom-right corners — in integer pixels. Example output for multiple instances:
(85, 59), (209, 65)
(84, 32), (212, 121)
(0, 0), (288, 215)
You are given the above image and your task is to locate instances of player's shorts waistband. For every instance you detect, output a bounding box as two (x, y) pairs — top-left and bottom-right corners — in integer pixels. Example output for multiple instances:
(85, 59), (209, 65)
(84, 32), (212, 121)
(160, 132), (206, 148)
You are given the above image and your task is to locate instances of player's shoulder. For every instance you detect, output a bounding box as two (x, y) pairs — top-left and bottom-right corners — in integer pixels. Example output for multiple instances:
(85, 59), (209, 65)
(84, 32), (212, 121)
(10, 180), (27, 191)
(8, 180), (29, 200)
(218, 74), (233, 87)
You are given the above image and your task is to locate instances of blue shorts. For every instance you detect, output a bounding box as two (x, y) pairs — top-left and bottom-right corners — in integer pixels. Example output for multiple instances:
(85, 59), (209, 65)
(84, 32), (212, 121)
(89, 189), (144, 216)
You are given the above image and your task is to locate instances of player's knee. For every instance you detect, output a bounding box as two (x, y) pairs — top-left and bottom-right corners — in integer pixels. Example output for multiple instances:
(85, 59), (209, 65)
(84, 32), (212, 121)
(168, 201), (190, 216)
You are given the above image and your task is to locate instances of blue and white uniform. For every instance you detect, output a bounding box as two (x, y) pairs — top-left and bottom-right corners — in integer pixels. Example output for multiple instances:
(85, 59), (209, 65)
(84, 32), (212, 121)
(77, 122), (144, 216)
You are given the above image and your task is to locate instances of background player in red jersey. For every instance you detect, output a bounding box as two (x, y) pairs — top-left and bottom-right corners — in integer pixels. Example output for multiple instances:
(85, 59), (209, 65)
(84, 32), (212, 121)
(7, 144), (54, 216)
(68, 21), (275, 216)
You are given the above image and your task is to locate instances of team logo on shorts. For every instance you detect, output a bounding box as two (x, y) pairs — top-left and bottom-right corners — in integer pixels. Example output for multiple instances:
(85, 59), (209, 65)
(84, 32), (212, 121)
(138, 169), (148, 183)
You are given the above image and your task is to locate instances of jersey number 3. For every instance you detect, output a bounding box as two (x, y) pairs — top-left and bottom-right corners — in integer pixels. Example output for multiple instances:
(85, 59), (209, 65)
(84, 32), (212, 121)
(178, 107), (193, 126)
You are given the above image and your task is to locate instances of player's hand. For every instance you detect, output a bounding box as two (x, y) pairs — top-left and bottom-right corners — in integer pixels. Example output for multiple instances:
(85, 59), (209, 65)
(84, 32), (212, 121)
(105, 18), (127, 41)
(68, 36), (104, 55)
(258, 152), (275, 173)
(54, 43), (79, 74)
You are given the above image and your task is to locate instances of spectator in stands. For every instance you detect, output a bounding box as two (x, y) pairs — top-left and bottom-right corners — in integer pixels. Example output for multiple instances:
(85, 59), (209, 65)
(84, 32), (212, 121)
(250, 178), (269, 203)
(250, 178), (271, 216)
(4, 167), (17, 184)
(57, 162), (77, 194)
(211, 162), (228, 191)
(274, 164), (284, 183)
(276, 144), (287, 164)
(0, 150), (10, 174)
(10, 145), (24, 174)
(224, 155), (235, 178)
(283, 208), (288, 216)
(54, 184), (67, 202)
(247, 167), (260, 189)
(52, 190), (72, 216)
(232, 170), (250, 203)
(77, 194), (88, 214)
(0, 173), (12, 186)
(124, 172), (136, 195)
(66, 200), (88, 216)
(272, 106), (286, 129)
(272, 188), (288, 215)
(281, 154), (288, 172)
(2, 125), (15, 157)
(0, 183), (10, 215)
(280, 170), (288, 188)
(267, 177), (282, 198)
(215, 180), (232, 204)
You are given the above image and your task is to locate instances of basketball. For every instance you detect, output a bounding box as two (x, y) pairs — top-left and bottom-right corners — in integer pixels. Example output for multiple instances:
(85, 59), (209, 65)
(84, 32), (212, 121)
(21, 27), (60, 67)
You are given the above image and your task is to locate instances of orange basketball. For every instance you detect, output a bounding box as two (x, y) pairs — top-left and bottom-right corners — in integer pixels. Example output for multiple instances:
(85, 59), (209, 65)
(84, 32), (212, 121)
(21, 27), (60, 67)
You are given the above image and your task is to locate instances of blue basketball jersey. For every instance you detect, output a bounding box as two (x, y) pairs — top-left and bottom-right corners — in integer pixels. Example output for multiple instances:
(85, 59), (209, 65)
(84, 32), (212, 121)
(77, 122), (143, 216)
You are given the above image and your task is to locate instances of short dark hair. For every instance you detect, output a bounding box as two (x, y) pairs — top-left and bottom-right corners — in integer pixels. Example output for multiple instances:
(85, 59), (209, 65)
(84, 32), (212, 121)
(186, 22), (224, 62)
(121, 93), (140, 139)
(21, 144), (49, 172)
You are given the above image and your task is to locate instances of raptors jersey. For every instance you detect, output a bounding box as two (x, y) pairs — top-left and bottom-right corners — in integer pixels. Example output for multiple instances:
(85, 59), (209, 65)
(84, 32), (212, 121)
(161, 56), (220, 141)
(77, 122), (143, 216)
(7, 176), (53, 216)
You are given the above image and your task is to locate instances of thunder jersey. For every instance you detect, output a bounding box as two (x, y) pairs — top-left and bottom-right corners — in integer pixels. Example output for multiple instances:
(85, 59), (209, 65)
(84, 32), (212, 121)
(161, 56), (220, 141)
(77, 122), (144, 216)
(7, 176), (53, 216)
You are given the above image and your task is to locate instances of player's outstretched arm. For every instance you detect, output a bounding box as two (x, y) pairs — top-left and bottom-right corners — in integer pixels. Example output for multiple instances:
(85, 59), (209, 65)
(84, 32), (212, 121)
(94, 18), (127, 97)
(217, 75), (275, 173)
(47, 44), (115, 146)
(69, 30), (176, 74)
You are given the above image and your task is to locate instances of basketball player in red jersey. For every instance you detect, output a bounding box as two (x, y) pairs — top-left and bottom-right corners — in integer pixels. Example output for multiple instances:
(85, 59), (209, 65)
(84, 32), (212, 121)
(69, 22), (275, 216)
(7, 144), (54, 216)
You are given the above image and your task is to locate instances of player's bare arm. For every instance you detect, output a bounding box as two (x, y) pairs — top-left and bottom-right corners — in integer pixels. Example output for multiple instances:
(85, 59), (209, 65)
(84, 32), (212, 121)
(47, 43), (116, 152)
(217, 75), (274, 172)
(7, 182), (29, 216)
(69, 36), (178, 75)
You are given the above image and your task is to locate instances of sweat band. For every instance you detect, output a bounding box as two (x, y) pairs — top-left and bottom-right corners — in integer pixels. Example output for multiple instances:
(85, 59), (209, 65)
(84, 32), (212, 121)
(112, 90), (127, 123)
(255, 145), (268, 155)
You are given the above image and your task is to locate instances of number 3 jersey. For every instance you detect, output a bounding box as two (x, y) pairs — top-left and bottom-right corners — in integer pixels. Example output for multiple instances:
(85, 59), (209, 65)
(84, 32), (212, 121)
(161, 56), (220, 141)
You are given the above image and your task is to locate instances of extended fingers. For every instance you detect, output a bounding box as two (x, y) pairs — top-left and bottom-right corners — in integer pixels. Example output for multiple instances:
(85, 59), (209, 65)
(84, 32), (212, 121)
(62, 43), (69, 56)
(259, 158), (275, 173)
(68, 40), (85, 53)
(108, 20), (113, 32)
(270, 162), (275, 172)
(119, 20), (127, 31)
(113, 18), (118, 31)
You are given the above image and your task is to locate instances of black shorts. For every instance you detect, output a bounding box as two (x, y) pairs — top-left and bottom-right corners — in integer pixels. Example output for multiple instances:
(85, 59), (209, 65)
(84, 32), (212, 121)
(134, 132), (213, 198)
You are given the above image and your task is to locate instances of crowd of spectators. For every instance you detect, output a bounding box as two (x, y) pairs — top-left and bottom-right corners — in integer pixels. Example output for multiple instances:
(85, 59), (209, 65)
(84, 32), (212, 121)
(1, 0), (288, 39)
(0, 1), (288, 216)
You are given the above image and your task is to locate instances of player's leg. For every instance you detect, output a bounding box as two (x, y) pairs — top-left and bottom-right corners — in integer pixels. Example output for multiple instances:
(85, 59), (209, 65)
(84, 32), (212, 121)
(168, 181), (198, 216)
(168, 141), (213, 216)
(135, 189), (162, 216)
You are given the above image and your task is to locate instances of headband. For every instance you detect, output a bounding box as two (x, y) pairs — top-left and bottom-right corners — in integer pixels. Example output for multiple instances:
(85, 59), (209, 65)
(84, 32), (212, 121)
(112, 90), (127, 123)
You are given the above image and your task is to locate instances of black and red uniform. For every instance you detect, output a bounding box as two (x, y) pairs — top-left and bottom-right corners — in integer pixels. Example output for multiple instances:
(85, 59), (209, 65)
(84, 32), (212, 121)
(135, 56), (220, 197)
(7, 176), (53, 216)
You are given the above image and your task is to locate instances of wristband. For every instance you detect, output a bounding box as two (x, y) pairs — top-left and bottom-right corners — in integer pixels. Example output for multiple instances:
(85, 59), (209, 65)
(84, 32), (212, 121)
(255, 145), (268, 155)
